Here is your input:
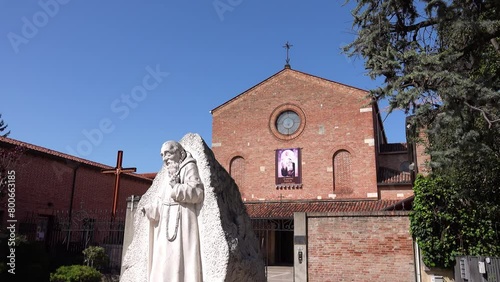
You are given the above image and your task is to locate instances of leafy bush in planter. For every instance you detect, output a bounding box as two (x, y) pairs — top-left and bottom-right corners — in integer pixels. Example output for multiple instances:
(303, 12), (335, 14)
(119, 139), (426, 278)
(83, 246), (109, 271)
(50, 265), (102, 282)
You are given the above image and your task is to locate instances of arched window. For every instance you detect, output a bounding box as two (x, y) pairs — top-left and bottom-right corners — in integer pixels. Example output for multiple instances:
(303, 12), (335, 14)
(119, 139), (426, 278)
(230, 156), (245, 189)
(333, 150), (352, 192)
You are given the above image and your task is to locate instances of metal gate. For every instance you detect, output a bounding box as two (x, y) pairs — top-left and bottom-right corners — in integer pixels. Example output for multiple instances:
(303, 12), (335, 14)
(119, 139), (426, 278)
(18, 209), (126, 274)
(252, 218), (294, 271)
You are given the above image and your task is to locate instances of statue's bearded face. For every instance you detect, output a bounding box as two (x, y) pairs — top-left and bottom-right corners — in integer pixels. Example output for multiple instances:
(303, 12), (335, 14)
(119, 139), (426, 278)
(160, 143), (182, 165)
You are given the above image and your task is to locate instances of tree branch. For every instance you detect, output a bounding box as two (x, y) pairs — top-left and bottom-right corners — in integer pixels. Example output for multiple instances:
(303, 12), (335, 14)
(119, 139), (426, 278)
(464, 102), (500, 128)
(490, 38), (500, 55)
(392, 18), (440, 33)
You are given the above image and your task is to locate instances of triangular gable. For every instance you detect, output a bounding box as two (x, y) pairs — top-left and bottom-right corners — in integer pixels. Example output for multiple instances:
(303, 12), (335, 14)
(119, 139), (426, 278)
(210, 67), (392, 144)
(210, 67), (370, 114)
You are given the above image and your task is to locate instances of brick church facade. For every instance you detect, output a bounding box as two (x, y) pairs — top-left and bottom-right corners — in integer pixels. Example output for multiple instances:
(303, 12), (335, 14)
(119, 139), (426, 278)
(212, 66), (412, 201)
(211, 66), (416, 267)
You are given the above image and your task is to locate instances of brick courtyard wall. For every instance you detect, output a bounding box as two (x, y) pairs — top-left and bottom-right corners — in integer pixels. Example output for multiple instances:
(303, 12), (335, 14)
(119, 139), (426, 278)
(306, 211), (415, 281)
(212, 68), (380, 201)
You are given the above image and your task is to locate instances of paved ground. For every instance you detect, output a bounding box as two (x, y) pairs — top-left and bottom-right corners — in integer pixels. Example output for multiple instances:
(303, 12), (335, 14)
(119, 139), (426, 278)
(266, 266), (293, 282)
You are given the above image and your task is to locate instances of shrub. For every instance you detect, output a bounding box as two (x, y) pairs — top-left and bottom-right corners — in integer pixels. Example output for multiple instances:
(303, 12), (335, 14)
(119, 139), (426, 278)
(50, 265), (102, 282)
(83, 246), (109, 271)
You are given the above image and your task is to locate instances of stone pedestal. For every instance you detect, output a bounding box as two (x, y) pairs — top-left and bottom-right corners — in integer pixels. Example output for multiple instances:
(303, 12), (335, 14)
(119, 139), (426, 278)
(120, 195), (140, 276)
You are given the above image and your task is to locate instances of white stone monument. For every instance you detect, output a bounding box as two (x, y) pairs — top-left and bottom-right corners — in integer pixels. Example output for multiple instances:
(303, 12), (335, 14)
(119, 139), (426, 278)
(121, 133), (265, 282)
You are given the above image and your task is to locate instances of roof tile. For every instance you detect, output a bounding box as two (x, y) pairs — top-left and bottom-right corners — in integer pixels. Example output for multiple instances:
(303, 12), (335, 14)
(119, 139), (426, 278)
(0, 136), (152, 182)
(244, 199), (402, 219)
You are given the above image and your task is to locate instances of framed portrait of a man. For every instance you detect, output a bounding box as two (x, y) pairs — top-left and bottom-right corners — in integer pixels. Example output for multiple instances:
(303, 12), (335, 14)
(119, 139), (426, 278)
(276, 148), (302, 186)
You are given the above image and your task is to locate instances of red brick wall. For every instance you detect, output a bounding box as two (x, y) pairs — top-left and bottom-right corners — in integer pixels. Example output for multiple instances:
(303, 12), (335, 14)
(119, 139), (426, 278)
(379, 186), (413, 200)
(307, 212), (415, 281)
(415, 130), (430, 175)
(0, 151), (151, 228)
(377, 152), (413, 200)
(378, 152), (410, 171)
(212, 69), (379, 201)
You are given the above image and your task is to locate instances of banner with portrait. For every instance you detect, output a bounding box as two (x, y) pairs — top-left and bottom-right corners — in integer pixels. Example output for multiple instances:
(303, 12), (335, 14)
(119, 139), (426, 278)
(275, 148), (302, 186)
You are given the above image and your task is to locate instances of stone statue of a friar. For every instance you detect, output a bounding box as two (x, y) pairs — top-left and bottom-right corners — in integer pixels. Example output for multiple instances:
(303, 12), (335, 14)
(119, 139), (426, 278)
(142, 140), (204, 281)
(121, 134), (265, 282)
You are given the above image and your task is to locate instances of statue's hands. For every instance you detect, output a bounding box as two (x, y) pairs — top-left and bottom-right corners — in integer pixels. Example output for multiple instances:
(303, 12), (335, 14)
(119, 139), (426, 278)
(169, 175), (179, 187)
(143, 201), (160, 222)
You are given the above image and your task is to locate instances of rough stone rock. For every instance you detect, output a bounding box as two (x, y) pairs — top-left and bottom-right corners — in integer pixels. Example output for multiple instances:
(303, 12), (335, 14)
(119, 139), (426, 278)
(121, 133), (265, 282)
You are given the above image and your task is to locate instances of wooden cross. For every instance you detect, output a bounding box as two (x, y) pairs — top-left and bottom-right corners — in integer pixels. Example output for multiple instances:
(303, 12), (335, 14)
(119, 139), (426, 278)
(283, 41), (293, 67)
(101, 150), (136, 217)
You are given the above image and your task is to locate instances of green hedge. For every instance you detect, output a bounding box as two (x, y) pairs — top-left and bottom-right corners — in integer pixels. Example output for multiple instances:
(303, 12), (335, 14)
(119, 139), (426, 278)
(50, 265), (102, 282)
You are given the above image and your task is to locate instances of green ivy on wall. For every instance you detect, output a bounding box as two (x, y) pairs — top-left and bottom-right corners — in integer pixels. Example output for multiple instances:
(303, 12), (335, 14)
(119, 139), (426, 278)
(410, 175), (500, 268)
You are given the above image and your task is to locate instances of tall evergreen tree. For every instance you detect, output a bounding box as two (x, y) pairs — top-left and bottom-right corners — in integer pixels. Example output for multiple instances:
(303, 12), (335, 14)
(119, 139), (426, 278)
(0, 114), (22, 199)
(0, 114), (9, 137)
(344, 0), (500, 267)
(344, 0), (500, 166)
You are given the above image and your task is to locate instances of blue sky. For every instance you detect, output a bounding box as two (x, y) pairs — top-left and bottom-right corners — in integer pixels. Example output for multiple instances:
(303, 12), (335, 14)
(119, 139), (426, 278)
(1, 0), (406, 173)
